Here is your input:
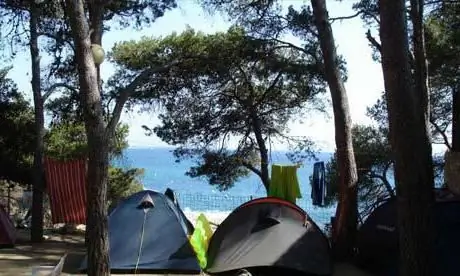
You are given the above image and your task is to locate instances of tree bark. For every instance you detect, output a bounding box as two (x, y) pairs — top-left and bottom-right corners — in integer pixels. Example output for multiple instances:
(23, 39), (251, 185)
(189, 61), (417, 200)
(29, 1), (45, 243)
(310, 0), (358, 260)
(409, 0), (431, 141)
(65, 0), (110, 275)
(88, 0), (104, 97)
(452, 85), (460, 151)
(378, 1), (435, 275)
(81, 0), (105, 248)
(251, 111), (270, 191)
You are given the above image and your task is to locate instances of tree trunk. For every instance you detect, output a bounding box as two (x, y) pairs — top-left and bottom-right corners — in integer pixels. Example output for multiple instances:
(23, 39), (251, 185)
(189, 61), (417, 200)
(251, 111), (270, 191)
(81, 0), (105, 247)
(310, 0), (358, 260)
(29, 1), (45, 243)
(88, 0), (104, 96)
(409, 0), (431, 140)
(452, 85), (460, 151)
(449, 85), (460, 193)
(65, 0), (110, 275)
(378, 1), (435, 275)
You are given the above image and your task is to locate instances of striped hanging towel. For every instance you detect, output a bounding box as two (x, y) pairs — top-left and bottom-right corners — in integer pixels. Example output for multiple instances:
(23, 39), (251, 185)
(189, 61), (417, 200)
(44, 157), (87, 224)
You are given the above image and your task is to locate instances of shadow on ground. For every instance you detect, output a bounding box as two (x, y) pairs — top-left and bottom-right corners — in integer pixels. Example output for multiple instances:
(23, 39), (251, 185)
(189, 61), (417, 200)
(0, 229), (85, 276)
(0, 229), (372, 276)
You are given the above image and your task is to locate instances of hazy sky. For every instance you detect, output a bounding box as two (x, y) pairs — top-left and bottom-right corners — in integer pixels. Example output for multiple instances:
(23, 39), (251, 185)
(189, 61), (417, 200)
(6, 0), (387, 152)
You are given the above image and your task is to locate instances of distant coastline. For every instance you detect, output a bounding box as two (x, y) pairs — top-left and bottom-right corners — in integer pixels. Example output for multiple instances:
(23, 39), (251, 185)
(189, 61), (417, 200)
(125, 145), (334, 155)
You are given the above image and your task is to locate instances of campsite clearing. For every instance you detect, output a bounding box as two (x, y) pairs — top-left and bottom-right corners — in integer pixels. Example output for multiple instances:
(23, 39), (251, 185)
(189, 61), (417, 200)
(0, 229), (85, 276)
(1, 192), (373, 276)
(0, 229), (372, 276)
(0, 229), (200, 276)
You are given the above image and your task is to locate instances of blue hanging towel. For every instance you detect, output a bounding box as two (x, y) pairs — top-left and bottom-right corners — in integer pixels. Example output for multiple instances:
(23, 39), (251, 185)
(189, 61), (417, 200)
(311, 161), (326, 206)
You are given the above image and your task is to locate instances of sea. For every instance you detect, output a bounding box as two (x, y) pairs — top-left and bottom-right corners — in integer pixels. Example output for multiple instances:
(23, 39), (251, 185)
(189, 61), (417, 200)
(115, 147), (337, 227)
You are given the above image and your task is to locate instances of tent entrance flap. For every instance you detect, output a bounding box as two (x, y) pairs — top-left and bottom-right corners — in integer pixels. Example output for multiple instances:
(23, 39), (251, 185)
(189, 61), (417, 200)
(137, 194), (154, 210)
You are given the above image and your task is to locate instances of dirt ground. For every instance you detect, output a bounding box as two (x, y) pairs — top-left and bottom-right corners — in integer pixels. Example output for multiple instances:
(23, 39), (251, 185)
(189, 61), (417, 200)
(0, 229), (372, 276)
(0, 229), (85, 276)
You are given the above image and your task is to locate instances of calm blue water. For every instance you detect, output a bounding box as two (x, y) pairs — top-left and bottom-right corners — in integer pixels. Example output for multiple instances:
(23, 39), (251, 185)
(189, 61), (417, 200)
(115, 147), (337, 226)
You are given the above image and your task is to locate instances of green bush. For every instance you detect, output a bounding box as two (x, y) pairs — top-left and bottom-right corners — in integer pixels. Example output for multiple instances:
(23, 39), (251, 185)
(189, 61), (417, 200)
(107, 167), (144, 210)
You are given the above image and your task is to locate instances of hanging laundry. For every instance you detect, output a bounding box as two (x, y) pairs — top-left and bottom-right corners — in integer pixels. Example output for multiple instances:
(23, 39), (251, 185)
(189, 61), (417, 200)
(269, 164), (302, 204)
(269, 165), (286, 199)
(311, 161), (327, 206)
(284, 165), (301, 203)
(44, 157), (87, 224)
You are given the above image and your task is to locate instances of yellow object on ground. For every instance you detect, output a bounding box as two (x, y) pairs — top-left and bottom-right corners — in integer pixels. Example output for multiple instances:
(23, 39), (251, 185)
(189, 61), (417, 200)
(268, 164), (302, 204)
(189, 213), (213, 269)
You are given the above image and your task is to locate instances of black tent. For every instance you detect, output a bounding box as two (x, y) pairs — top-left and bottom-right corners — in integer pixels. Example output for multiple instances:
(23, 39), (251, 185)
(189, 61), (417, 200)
(80, 189), (200, 274)
(165, 187), (195, 234)
(205, 197), (333, 276)
(356, 189), (460, 275)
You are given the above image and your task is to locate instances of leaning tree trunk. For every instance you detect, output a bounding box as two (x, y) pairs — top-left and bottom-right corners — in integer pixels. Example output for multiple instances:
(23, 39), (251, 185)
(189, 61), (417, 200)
(65, 0), (110, 275)
(452, 85), (460, 151)
(251, 111), (270, 192)
(410, 0), (430, 138)
(447, 85), (460, 195)
(29, 1), (45, 243)
(310, 0), (358, 260)
(379, 1), (435, 275)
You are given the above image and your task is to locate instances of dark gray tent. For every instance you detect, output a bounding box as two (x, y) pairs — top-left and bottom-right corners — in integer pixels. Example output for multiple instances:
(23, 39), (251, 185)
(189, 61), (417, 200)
(205, 197), (333, 276)
(80, 189), (200, 274)
(355, 189), (460, 275)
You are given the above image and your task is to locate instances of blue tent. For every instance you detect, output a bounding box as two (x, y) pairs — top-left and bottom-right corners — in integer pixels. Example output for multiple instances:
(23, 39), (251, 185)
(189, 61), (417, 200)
(80, 189), (200, 274)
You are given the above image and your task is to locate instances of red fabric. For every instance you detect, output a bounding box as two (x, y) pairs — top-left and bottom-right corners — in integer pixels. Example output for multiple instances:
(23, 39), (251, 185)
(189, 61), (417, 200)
(0, 205), (16, 246)
(44, 157), (87, 224)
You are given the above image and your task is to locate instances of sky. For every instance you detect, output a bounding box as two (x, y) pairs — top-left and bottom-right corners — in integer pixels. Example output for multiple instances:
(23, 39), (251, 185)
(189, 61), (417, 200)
(5, 0), (389, 152)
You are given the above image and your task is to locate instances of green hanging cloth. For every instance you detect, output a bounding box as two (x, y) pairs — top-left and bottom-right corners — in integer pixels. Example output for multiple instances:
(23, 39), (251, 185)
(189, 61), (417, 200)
(284, 165), (302, 204)
(269, 164), (285, 199)
(268, 164), (301, 204)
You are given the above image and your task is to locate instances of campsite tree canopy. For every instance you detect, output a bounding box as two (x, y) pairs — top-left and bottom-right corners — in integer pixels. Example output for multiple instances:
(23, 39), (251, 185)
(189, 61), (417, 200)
(354, 0), (460, 152)
(1, 0), (179, 272)
(62, 0), (177, 274)
(45, 121), (144, 209)
(379, 0), (435, 274)
(0, 0), (64, 241)
(0, 0), (146, 234)
(111, 27), (327, 192)
(426, 2), (460, 151)
(0, 67), (35, 186)
(1, 0), (178, 248)
(310, 0), (358, 259)
(319, 0), (459, 219)
(199, 0), (358, 259)
(317, 125), (393, 218)
(0, 66), (143, 210)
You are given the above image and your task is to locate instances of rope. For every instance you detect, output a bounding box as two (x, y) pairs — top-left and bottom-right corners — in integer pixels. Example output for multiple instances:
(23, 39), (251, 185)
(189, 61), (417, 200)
(134, 210), (148, 274)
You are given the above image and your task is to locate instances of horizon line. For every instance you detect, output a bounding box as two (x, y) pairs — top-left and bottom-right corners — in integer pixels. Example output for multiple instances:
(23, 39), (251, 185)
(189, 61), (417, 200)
(126, 145), (335, 154)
